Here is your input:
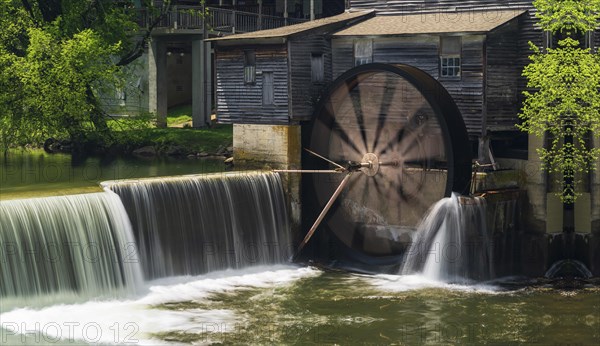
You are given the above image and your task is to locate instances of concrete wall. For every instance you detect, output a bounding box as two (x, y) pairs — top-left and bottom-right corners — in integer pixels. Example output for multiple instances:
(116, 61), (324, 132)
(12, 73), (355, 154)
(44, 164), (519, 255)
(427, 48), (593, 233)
(233, 124), (302, 239)
(167, 52), (193, 108)
(149, 38), (168, 127)
(592, 136), (600, 234)
(526, 134), (547, 233)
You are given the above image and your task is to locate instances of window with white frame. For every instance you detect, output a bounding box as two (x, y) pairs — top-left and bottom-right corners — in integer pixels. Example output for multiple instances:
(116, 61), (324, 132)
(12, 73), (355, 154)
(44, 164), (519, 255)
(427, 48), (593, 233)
(440, 36), (461, 78)
(244, 50), (256, 84)
(354, 39), (372, 66)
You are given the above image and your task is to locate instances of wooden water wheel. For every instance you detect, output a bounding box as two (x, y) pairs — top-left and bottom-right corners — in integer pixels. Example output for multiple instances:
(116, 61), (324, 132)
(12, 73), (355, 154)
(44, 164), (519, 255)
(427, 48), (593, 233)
(301, 63), (472, 267)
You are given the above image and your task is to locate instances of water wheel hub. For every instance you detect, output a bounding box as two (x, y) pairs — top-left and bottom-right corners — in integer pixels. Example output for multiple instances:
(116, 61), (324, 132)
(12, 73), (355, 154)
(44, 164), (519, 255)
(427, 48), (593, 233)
(360, 153), (380, 176)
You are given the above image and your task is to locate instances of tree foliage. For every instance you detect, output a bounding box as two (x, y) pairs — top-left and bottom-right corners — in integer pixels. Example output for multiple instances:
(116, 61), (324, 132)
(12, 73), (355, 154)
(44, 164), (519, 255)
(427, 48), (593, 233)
(519, 0), (600, 203)
(533, 0), (600, 33)
(0, 0), (177, 154)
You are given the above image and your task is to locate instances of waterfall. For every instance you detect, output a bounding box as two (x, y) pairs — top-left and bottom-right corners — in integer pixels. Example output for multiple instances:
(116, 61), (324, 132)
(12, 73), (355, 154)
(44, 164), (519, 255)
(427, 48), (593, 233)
(0, 192), (143, 302)
(402, 193), (493, 283)
(103, 172), (292, 279)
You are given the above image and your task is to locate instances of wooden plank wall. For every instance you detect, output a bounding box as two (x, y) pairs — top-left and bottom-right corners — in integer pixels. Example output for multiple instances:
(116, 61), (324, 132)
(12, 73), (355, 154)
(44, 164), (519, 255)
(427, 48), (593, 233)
(331, 35), (485, 135)
(332, 38), (354, 78)
(215, 46), (290, 124)
(289, 36), (333, 121)
(457, 35), (485, 135)
(347, 0), (543, 136)
(348, 1), (542, 83)
(486, 21), (521, 132)
(374, 36), (439, 77)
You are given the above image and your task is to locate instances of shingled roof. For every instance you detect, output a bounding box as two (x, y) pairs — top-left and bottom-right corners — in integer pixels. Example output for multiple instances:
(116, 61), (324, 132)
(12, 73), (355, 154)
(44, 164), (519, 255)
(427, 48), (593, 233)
(210, 10), (373, 44)
(333, 9), (527, 36)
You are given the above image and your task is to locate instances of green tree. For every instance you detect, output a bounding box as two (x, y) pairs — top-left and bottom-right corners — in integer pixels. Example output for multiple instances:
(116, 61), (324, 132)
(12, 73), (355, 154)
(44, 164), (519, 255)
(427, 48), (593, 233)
(0, 0), (177, 155)
(519, 0), (600, 204)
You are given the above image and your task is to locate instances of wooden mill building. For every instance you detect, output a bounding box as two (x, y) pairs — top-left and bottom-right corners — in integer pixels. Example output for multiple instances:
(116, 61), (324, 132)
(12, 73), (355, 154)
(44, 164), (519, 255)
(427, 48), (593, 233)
(211, 0), (600, 238)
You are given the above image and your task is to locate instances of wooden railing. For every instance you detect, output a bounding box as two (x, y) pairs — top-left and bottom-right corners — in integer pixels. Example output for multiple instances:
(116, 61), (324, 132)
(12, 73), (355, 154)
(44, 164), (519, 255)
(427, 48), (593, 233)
(140, 6), (308, 34)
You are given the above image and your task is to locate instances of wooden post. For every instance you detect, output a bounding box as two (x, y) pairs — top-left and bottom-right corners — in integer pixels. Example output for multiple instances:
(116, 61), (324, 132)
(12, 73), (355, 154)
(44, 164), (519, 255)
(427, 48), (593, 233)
(310, 0), (315, 20)
(232, 0), (237, 34)
(231, 10), (236, 33)
(258, 0), (263, 30)
(192, 39), (207, 128)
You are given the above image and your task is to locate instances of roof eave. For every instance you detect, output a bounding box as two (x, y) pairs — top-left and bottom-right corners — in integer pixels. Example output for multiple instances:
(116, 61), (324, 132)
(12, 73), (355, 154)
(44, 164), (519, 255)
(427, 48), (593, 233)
(333, 31), (491, 38)
(213, 37), (288, 47)
(332, 9), (527, 38)
(209, 10), (374, 44)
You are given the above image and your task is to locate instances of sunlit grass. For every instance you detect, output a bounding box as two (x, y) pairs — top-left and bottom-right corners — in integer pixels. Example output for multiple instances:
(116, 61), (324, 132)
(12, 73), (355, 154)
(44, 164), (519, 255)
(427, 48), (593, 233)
(103, 106), (231, 154)
(167, 104), (193, 127)
(142, 124), (232, 153)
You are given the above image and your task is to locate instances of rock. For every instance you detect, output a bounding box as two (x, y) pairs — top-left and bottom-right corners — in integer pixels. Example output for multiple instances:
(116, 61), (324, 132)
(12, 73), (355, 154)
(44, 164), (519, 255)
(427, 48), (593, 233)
(224, 157), (234, 165)
(43, 138), (59, 153)
(215, 145), (227, 156)
(197, 152), (210, 157)
(166, 146), (188, 157)
(132, 146), (156, 157)
(226, 146), (233, 152)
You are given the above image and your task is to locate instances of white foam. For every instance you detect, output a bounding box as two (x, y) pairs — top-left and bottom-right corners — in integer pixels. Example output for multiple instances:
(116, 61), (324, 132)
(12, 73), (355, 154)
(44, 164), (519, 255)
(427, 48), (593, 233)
(139, 265), (321, 305)
(360, 273), (501, 294)
(0, 265), (321, 345)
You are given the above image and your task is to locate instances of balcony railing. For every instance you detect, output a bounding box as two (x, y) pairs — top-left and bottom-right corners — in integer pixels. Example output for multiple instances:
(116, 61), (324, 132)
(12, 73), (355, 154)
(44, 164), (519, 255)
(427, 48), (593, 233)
(140, 6), (308, 34)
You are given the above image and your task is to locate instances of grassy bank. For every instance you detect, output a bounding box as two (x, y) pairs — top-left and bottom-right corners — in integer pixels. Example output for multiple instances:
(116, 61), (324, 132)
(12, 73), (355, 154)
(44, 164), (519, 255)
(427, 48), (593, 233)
(166, 104), (193, 127)
(135, 124), (232, 154)
(10, 105), (231, 158)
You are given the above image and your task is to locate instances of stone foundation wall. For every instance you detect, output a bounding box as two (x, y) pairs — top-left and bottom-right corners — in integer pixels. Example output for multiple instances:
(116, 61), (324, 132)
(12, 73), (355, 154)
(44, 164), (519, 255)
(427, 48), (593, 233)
(233, 124), (302, 242)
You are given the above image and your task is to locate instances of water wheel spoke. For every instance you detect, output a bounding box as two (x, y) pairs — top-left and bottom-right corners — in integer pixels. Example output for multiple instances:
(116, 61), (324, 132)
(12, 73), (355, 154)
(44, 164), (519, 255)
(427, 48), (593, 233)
(371, 75), (398, 152)
(348, 81), (369, 153)
(384, 115), (434, 156)
(321, 109), (363, 156)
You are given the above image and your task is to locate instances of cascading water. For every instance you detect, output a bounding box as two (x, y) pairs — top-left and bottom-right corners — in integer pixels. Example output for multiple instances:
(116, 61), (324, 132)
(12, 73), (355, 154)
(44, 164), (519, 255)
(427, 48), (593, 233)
(402, 193), (493, 283)
(102, 172), (293, 279)
(0, 192), (144, 305)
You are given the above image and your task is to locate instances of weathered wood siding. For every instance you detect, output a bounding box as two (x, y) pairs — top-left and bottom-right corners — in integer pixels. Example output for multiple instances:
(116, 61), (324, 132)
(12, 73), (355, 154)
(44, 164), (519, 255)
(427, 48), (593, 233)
(348, 0), (544, 135)
(332, 38), (354, 78)
(331, 35), (485, 135)
(486, 20), (521, 132)
(349, 1), (543, 79)
(288, 36), (333, 121)
(374, 36), (439, 77)
(216, 46), (290, 124)
(455, 35), (485, 135)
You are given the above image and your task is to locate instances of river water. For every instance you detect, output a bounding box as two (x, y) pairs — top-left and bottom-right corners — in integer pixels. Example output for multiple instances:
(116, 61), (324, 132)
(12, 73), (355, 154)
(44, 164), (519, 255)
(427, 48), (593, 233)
(0, 150), (225, 200)
(1, 152), (599, 345)
(2, 266), (599, 345)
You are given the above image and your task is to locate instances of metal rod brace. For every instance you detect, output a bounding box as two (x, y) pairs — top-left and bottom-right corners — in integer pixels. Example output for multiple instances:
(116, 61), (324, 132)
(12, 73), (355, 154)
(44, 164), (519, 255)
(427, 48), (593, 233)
(292, 172), (354, 260)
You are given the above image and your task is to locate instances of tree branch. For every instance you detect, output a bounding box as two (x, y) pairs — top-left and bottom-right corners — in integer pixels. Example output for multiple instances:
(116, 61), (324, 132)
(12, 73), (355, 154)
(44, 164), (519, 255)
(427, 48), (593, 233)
(37, 0), (63, 23)
(20, 0), (39, 25)
(116, 2), (173, 66)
